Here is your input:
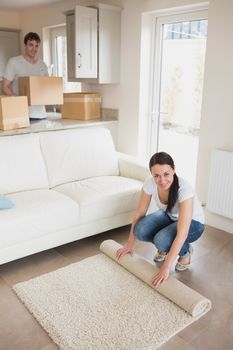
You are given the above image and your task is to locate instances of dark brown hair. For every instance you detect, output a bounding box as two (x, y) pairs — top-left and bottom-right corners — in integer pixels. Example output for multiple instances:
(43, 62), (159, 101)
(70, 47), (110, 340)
(149, 152), (179, 212)
(24, 32), (41, 45)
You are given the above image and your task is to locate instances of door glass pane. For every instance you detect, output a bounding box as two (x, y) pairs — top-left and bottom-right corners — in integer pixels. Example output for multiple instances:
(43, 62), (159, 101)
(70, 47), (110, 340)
(51, 27), (81, 92)
(158, 19), (208, 187)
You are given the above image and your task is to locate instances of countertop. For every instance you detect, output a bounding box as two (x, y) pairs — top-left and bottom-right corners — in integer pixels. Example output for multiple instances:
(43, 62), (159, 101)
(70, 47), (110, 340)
(0, 112), (118, 137)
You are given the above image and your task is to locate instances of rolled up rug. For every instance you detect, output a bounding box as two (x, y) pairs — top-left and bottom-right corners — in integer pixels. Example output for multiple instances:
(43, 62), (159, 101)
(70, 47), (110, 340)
(100, 239), (211, 317)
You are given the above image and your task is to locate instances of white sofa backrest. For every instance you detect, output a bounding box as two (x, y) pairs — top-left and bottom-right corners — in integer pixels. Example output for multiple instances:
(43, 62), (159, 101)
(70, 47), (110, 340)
(39, 128), (119, 188)
(0, 134), (49, 194)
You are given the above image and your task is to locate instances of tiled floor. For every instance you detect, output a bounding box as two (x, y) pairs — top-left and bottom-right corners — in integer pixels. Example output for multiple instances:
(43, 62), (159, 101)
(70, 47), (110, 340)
(0, 225), (232, 350)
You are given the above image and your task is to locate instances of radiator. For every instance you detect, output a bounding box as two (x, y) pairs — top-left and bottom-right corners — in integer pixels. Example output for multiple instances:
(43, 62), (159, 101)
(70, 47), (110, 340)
(207, 149), (233, 219)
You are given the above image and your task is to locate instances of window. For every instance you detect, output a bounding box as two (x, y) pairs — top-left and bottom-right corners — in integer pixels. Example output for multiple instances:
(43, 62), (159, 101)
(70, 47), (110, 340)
(163, 19), (208, 40)
(49, 25), (81, 92)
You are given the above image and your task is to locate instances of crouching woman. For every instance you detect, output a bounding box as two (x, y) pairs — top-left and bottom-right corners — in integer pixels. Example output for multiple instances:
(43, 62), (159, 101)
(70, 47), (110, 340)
(116, 152), (204, 288)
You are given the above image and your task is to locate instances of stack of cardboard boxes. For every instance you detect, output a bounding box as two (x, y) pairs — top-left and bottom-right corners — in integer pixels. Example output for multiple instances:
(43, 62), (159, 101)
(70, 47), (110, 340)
(0, 76), (63, 130)
(0, 77), (101, 131)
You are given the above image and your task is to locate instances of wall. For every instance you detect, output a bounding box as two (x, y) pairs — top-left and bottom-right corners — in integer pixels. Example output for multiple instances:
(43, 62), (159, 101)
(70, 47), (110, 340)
(196, 0), (233, 234)
(0, 10), (20, 29)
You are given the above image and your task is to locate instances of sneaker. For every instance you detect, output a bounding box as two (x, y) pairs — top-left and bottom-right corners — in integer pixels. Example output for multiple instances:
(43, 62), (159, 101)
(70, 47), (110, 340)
(175, 245), (193, 272)
(153, 251), (167, 263)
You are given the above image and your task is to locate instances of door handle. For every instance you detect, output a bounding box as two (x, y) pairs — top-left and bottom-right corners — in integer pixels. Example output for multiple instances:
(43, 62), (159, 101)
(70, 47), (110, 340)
(77, 53), (82, 68)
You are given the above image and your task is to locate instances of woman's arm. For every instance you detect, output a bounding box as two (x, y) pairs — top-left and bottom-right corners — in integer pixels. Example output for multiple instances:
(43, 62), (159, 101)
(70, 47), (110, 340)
(116, 189), (152, 259)
(152, 197), (193, 288)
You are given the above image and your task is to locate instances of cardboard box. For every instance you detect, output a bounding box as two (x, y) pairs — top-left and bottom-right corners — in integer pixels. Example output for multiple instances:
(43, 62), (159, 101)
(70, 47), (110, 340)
(18, 76), (63, 106)
(0, 96), (29, 131)
(61, 93), (101, 120)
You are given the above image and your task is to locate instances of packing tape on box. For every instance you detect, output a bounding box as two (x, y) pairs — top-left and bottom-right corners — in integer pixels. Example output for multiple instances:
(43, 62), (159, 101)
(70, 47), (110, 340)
(64, 97), (101, 103)
(2, 117), (29, 126)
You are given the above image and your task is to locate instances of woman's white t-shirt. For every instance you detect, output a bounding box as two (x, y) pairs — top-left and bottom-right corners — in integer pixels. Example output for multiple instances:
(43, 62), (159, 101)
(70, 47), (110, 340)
(143, 176), (204, 224)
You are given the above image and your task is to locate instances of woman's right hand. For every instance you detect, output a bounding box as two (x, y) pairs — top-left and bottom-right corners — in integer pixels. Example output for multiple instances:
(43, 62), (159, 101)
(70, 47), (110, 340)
(116, 242), (134, 260)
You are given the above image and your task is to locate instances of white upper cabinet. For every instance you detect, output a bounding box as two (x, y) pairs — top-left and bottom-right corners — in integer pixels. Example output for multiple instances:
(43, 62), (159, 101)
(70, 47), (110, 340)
(75, 5), (97, 78)
(66, 4), (121, 84)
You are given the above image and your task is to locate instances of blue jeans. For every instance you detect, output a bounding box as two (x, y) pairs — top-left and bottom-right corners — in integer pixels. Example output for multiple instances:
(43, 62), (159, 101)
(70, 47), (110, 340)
(134, 209), (204, 258)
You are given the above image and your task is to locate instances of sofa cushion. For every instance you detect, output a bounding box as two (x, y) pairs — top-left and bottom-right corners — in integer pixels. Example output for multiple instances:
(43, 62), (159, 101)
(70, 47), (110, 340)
(0, 189), (80, 249)
(39, 128), (119, 188)
(54, 176), (142, 224)
(0, 194), (14, 209)
(0, 134), (49, 194)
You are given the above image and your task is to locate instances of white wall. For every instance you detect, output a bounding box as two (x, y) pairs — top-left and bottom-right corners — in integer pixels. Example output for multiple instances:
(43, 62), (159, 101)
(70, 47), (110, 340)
(0, 10), (20, 29)
(196, 0), (233, 234)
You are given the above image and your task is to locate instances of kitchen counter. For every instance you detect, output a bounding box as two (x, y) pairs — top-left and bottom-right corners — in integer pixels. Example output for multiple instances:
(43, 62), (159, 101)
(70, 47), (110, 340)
(0, 111), (119, 146)
(0, 111), (118, 136)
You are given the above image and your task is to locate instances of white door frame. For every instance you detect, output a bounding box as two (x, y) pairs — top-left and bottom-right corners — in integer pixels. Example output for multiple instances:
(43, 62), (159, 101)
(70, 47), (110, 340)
(51, 25), (66, 77)
(150, 9), (208, 155)
(138, 3), (209, 159)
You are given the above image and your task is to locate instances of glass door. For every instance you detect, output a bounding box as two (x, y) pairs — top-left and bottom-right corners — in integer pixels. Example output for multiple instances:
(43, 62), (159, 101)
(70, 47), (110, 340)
(151, 11), (208, 187)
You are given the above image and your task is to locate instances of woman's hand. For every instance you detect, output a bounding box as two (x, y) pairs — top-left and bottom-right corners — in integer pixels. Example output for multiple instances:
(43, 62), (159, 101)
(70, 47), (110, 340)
(151, 265), (170, 288)
(116, 242), (134, 260)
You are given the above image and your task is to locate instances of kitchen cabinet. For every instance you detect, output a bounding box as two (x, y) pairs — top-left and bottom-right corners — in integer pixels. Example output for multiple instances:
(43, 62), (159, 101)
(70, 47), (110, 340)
(75, 5), (97, 79)
(66, 6), (97, 80)
(66, 4), (121, 84)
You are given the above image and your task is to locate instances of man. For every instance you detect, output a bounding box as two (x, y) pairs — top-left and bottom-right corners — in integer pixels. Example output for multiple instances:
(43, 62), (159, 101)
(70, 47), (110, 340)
(3, 32), (48, 118)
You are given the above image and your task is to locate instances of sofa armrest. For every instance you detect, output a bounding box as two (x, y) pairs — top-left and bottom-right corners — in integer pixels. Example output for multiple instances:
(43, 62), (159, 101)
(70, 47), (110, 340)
(117, 152), (150, 182)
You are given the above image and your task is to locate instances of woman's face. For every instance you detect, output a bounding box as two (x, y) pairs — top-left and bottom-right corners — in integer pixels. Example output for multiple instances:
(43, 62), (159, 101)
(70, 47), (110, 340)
(151, 164), (175, 191)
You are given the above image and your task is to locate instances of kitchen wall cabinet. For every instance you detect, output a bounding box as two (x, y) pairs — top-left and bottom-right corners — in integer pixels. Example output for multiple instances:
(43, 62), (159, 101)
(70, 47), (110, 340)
(75, 5), (97, 79)
(66, 4), (121, 84)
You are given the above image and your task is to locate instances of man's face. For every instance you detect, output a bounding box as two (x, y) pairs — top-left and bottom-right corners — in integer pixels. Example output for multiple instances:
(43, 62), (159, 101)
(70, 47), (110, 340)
(24, 39), (40, 59)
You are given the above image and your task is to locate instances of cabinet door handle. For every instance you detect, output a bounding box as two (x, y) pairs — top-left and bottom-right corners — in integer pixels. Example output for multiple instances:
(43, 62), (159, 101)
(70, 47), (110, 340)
(77, 53), (82, 68)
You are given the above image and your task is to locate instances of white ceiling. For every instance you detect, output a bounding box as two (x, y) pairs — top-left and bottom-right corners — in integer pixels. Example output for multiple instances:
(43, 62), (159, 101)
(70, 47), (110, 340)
(0, 0), (63, 11)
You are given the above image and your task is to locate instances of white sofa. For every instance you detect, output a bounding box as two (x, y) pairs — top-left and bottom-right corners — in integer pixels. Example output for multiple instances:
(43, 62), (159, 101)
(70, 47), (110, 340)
(0, 127), (150, 265)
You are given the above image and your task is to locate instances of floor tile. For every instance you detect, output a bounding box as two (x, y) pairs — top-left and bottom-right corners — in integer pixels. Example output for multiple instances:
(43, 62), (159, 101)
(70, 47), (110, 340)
(0, 249), (69, 286)
(40, 343), (59, 350)
(189, 305), (233, 350)
(197, 225), (233, 253)
(55, 238), (98, 263)
(0, 277), (51, 350)
(158, 335), (194, 350)
(56, 226), (129, 263)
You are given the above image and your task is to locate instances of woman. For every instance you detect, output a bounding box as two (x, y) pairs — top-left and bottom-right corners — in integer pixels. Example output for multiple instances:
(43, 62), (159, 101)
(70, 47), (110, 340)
(116, 152), (204, 288)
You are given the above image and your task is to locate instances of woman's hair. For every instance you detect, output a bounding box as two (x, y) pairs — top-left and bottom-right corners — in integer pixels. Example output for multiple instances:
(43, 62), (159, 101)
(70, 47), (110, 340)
(24, 32), (41, 45)
(149, 152), (179, 212)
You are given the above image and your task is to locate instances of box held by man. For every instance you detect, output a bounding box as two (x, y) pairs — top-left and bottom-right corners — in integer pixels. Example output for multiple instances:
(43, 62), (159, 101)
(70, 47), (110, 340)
(18, 76), (63, 106)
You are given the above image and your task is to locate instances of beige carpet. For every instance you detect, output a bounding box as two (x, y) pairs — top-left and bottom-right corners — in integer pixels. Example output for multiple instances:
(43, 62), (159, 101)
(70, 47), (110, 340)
(13, 240), (211, 350)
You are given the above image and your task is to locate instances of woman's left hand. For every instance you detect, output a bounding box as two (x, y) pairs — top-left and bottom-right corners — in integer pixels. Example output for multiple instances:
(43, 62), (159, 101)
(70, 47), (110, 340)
(151, 265), (170, 288)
